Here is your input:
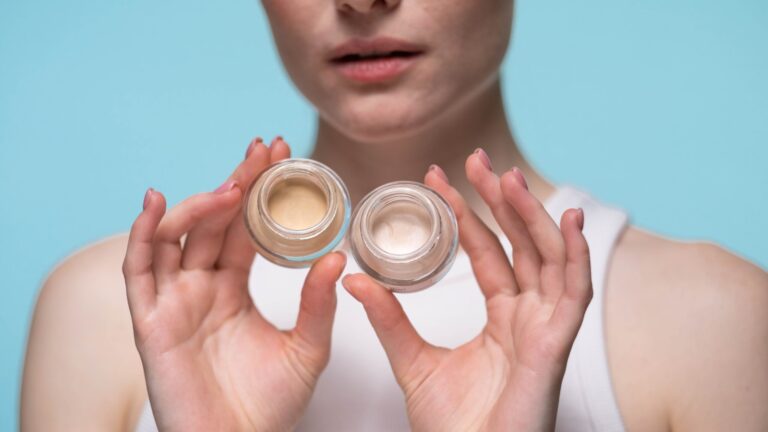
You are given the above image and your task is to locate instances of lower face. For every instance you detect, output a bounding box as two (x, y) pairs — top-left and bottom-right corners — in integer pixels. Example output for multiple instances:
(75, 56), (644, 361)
(261, 0), (514, 142)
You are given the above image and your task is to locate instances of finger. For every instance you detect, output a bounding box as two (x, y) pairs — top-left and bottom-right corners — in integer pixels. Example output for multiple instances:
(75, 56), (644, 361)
(342, 273), (436, 386)
(180, 181), (244, 270)
(465, 150), (541, 291)
(291, 252), (346, 362)
(499, 169), (567, 300)
(122, 188), (166, 319)
(424, 164), (517, 298)
(549, 208), (592, 338)
(152, 186), (242, 279)
(216, 141), (274, 271)
(244, 136), (263, 160)
(269, 136), (291, 163)
(229, 138), (273, 186)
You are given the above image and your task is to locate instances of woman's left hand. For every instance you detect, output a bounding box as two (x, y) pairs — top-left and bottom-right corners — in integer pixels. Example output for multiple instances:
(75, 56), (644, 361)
(342, 150), (592, 432)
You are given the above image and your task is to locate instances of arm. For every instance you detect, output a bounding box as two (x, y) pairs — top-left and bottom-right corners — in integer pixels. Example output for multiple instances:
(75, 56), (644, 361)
(21, 235), (147, 431)
(607, 232), (768, 432)
(667, 245), (768, 431)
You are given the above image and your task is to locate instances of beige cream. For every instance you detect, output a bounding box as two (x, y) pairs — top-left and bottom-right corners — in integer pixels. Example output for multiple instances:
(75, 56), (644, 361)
(266, 178), (328, 230)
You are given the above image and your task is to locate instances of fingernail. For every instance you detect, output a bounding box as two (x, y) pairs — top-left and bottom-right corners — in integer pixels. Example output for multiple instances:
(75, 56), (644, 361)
(474, 148), (492, 171)
(271, 135), (283, 147)
(510, 167), (528, 190)
(429, 164), (449, 183)
(341, 275), (353, 292)
(245, 137), (262, 160)
(143, 188), (154, 210)
(577, 208), (585, 230)
(214, 180), (237, 194)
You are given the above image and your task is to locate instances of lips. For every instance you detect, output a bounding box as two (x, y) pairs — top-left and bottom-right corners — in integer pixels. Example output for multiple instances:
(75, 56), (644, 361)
(328, 37), (425, 83)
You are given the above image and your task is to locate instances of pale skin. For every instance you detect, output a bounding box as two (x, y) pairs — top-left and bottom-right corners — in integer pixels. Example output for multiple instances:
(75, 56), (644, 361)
(21, 0), (768, 431)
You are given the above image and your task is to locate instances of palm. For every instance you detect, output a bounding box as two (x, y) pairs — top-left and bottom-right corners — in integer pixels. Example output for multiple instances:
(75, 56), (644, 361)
(344, 156), (592, 432)
(405, 293), (569, 431)
(135, 268), (311, 430)
(123, 140), (345, 431)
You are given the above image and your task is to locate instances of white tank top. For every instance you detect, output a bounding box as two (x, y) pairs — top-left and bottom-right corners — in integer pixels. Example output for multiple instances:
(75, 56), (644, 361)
(134, 185), (628, 431)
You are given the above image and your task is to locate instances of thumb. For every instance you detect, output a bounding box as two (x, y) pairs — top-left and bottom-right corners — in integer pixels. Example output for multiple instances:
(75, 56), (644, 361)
(291, 252), (346, 368)
(342, 273), (436, 386)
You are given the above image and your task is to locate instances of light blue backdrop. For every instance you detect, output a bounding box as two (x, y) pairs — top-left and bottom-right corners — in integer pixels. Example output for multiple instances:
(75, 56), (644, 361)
(1, 0), (766, 429)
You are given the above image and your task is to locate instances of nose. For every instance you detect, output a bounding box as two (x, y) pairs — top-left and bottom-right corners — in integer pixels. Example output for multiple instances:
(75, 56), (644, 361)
(335, 0), (400, 14)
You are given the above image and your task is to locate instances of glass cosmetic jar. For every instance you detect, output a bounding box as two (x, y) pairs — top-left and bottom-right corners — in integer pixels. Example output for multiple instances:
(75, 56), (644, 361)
(244, 159), (351, 268)
(348, 181), (459, 293)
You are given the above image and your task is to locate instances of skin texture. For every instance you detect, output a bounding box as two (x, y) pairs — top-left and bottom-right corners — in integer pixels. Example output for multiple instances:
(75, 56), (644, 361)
(21, 0), (768, 431)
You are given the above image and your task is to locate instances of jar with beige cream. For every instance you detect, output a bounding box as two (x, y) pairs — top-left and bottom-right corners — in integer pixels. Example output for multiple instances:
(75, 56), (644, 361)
(244, 159), (351, 268)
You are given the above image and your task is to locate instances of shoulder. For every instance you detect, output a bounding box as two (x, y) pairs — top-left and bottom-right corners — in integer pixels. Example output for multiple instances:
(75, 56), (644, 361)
(606, 227), (768, 431)
(21, 234), (147, 431)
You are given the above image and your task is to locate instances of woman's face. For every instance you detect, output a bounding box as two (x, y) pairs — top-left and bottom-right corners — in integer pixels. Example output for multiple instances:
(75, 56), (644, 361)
(261, 0), (513, 142)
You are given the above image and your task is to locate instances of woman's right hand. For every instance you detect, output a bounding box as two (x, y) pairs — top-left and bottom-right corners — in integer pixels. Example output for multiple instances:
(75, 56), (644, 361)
(122, 138), (346, 432)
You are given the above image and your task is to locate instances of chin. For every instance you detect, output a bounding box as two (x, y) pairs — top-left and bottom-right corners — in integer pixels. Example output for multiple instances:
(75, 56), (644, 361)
(321, 92), (447, 143)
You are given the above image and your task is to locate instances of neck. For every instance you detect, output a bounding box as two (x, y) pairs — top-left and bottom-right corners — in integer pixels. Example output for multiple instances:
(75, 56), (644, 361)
(311, 77), (553, 229)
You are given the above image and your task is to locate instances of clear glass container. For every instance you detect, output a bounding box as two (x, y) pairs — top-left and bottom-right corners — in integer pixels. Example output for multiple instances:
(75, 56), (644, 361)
(349, 181), (458, 293)
(243, 159), (351, 268)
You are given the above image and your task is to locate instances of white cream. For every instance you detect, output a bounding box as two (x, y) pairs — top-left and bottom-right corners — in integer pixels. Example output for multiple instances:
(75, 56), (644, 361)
(371, 201), (431, 255)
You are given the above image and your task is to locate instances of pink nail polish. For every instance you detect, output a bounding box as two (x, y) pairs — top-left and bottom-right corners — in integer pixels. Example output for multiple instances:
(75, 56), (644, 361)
(474, 148), (492, 171)
(143, 188), (154, 210)
(429, 164), (449, 183)
(214, 180), (237, 194)
(245, 139), (258, 160)
(577, 208), (585, 230)
(510, 167), (529, 190)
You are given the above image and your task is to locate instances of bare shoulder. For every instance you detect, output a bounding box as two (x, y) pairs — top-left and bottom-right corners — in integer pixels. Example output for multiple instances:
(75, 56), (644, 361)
(605, 227), (768, 432)
(21, 234), (148, 432)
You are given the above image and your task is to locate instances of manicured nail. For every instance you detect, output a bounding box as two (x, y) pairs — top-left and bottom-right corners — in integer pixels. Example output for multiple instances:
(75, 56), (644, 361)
(245, 137), (262, 160)
(214, 180), (237, 194)
(474, 148), (492, 171)
(510, 167), (529, 190)
(429, 164), (449, 183)
(270, 135), (284, 147)
(143, 188), (154, 210)
(577, 208), (585, 230)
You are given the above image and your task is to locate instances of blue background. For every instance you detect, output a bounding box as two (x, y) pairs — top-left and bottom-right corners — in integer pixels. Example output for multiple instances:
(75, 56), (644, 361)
(1, 0), (766, 429)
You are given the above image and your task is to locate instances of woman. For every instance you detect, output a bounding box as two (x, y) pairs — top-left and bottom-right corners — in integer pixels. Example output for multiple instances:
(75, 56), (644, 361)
(21, 0), (768, 431)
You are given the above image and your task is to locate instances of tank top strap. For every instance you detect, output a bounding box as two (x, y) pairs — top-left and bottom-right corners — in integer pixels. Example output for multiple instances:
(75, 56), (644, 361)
(547, 185), (628, 432)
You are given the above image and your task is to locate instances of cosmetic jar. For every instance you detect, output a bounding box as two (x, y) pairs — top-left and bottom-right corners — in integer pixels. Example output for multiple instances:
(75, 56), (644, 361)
(244, 159), (351, 268)
(348, 181), (459, 293)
